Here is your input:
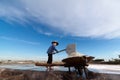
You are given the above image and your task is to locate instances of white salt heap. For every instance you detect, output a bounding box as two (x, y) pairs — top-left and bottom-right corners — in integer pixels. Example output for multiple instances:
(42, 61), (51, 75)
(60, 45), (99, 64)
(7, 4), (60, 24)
(66, 44), (84, 57)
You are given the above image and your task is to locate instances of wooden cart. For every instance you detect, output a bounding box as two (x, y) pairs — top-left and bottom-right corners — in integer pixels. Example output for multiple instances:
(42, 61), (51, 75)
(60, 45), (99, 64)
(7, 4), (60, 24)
(35, 56), (94, 79)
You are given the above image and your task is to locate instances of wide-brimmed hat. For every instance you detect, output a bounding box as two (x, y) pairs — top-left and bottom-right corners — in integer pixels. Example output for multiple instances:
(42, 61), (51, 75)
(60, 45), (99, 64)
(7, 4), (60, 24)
(51, 41), (59, 46)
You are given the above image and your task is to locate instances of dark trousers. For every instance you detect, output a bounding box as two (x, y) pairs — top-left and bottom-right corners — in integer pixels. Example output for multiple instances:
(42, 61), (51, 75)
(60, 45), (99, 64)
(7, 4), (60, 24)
(47, 54), (53, 64)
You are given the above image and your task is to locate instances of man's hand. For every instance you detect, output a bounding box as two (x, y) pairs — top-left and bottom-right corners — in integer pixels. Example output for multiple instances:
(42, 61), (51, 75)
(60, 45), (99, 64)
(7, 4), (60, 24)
(52, 51), (58, 54)
(56, 51), (59, 53)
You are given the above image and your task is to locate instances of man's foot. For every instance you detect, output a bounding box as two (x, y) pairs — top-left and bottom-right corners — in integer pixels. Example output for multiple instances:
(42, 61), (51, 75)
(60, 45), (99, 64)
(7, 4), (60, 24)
(49, 67), (54, 70)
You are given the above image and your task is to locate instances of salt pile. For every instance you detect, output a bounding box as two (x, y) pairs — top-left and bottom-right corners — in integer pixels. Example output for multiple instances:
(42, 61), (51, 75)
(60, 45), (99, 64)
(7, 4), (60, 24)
(66, 44), (84, 57)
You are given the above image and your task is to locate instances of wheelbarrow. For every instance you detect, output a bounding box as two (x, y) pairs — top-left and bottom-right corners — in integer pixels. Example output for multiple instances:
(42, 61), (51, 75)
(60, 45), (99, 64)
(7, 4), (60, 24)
(54, 44), (95, 78)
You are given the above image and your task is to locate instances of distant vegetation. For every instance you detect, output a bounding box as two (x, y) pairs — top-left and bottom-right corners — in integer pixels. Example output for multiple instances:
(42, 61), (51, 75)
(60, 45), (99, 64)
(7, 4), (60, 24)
(104, 58), (120, 64)
(92, 55), (120, 64)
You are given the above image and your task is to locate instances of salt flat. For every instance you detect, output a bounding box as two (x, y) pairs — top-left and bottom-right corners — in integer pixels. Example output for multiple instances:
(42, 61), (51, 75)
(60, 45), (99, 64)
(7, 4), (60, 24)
(0, 64), (120, 74)
(88, 64), (120, 74)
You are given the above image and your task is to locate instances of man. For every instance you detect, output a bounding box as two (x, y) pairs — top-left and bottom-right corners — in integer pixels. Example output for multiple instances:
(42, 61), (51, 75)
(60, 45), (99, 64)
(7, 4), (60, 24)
(47, 41), (59, 70)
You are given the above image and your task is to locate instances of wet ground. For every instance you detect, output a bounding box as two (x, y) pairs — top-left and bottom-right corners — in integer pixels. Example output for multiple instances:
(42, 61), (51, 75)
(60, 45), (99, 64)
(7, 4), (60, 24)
(0, 64), (120, 80)
(0, 68), (120, 80)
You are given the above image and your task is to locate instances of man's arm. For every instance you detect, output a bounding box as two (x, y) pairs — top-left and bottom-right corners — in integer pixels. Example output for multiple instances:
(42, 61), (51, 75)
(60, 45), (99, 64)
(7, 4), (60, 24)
(53, 46), (58, 53)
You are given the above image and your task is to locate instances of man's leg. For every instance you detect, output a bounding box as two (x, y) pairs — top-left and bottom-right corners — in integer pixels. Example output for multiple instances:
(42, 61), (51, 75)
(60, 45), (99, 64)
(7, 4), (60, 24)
(47, 54), (53, 70)
(47, 54), (52, 64)
(49, 54), (53, 70)
(49, 54), (53, 64)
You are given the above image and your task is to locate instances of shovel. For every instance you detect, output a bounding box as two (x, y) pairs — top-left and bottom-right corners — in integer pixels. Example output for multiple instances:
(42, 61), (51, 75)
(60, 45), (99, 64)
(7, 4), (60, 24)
(53, 44), (76, 54)
(53, 49), (66, 54)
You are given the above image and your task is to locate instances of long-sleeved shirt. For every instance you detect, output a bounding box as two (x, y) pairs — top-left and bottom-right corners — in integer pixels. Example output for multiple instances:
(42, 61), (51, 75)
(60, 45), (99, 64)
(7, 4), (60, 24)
(47, 45), (58, 54)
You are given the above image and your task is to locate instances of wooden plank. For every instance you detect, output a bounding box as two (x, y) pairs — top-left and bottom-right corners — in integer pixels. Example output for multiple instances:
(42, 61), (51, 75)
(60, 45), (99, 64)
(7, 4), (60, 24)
(35, 62), (65, 67)
(35, 56), (94, 67)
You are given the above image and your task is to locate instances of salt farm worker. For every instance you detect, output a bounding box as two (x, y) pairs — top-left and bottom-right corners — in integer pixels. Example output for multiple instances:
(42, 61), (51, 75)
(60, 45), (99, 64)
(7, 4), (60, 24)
(47, 41), (59, 69)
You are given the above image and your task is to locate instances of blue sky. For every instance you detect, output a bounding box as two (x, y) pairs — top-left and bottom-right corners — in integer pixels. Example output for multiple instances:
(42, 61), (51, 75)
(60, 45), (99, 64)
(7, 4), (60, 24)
(0, 0), (120, 61)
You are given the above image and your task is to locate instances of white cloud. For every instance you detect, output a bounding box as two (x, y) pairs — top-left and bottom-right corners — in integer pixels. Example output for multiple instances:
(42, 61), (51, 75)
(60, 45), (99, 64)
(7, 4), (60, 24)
(0, 36), (40, 45)
(1, 0), (120, 39)
(33, 26), (53, 36)
(113, 51), (120, 55)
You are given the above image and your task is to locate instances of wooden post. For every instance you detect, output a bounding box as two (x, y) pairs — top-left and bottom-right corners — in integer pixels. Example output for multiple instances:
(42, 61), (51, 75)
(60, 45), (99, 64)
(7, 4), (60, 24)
(68, 67), (71, 74)
(83, 66), (88, 79)
(77, 66), (83, 76)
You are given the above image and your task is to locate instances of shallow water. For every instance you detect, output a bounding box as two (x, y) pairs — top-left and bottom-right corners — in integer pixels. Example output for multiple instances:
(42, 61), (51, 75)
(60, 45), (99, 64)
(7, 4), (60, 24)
(0, 64), (120, 74)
